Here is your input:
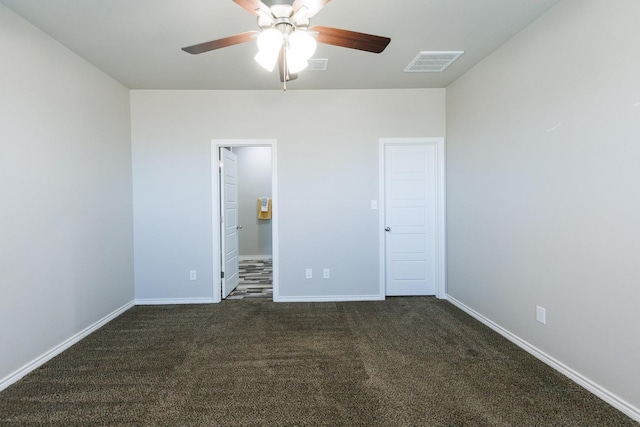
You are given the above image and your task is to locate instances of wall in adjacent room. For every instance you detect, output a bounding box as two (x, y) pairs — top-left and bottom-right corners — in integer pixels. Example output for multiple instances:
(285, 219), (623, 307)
(446, 0), (640, 416)
(234, 146), (273, 259)
(130, 89), (445, 301)
(0, 5), (134, 388)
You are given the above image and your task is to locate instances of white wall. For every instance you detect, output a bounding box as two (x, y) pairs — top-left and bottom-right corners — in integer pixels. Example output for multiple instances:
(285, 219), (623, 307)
(446, 0), (640, 417)
(0, 5), (134, 387)
(235, 146), (272, 258)
(131, 89), (445, 301)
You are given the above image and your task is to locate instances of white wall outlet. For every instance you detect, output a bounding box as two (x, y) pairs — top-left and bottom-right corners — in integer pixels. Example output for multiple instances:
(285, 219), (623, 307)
(190, 270), (197, 281)
(305, 268), (312, 279)
(536, 306), (546, 324)
(323, 268), (330, 279)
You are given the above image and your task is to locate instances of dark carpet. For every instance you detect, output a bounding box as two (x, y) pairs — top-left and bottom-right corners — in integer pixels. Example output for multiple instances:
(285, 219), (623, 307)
(0, 298), (636, 426)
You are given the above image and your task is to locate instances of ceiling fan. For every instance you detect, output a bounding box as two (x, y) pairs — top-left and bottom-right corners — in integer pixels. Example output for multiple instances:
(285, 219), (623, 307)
(182, 0), (391, 88)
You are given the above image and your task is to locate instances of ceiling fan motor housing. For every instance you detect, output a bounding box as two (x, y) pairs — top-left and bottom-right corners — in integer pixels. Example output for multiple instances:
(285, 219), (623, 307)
(257, 4), (310, 31)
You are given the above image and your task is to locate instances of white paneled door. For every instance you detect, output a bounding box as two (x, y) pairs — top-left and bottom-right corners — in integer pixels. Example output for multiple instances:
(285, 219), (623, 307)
(384, 143), (438, 296)
(220, 147), (240, 298)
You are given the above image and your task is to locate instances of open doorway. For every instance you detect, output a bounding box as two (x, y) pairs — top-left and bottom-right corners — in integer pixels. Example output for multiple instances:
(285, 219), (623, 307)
(212, 139), (278, 303)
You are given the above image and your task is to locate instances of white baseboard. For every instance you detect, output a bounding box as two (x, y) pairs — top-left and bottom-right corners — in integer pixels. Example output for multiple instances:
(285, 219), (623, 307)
(0, 300), (135, 393)
(238, 255), (272, 261)
(135, 297), (216, 305)
(275, 295), (385, 303)
(446, 295), (640, 423)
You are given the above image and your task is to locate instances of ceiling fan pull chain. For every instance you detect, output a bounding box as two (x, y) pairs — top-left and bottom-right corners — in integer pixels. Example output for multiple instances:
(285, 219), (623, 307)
(283, 48), (288, 91)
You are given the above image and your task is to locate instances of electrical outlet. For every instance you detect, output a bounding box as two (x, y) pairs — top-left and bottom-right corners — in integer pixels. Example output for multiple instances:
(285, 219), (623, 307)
(305, 268), (312, 279)
(536, 306), (546, 324)
(190, 270), (197, 281)
(323, 269), (330, 279)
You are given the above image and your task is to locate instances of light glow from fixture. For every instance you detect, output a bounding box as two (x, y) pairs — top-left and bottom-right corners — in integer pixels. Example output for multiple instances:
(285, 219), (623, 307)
(285, 52), (308, 74)
(255, 28), (317, 74)
(287, 31), (316, 74)
(254, 29), (283, 71)
(288, 30), (317, 63)
(255, 49), (279, 72)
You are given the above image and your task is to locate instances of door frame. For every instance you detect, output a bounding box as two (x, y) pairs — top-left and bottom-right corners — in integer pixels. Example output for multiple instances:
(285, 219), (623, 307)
(211, 139), (279, 303)
(378, 137), (446, 299)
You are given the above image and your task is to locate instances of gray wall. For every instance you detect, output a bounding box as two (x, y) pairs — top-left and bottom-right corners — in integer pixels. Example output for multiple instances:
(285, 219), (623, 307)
(131, 89), (445, 300)
(234, 146), (272, 258)
(0, 5), (133, 385)
(446, 0), (640, 414)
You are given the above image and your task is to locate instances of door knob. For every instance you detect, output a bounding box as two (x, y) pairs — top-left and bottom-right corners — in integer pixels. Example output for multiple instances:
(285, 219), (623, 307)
(385, 227), (391, 232)
(237, 225), (243, 230)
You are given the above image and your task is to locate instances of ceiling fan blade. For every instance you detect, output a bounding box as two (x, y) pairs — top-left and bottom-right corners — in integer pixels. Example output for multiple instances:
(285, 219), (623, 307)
(233, 0), (270, 16)
(311, 26), (391, 53)
(278, 48), (298, 82)
(292, 0), (331, 18)
(182, 31), (258, 54)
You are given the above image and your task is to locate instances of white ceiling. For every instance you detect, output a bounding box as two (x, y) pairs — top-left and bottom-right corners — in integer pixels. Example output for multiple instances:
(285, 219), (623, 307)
(1, 0), (561, 90)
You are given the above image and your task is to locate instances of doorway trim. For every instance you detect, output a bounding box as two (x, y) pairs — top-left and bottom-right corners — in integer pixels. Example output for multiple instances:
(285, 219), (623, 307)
(378, 137), (446, 299)
(211, 139), (278, 303)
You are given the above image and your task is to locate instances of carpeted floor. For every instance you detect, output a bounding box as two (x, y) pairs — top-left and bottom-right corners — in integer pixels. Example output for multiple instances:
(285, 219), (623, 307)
(0, 298), (636, 426)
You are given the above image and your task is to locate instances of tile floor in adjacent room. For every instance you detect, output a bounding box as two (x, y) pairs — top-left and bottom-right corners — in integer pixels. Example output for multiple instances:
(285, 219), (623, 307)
(227, 258), (272, 300)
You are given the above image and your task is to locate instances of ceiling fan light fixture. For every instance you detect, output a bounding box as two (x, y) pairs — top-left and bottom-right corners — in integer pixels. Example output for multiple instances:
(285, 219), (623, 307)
(286, 51), (309, 74)
(284, 30), (317, 73)
(288, 30), (317, 60)
(255, 28), (283, 71)
(255, 49), (279, 72)
(256, 28), (283, 52)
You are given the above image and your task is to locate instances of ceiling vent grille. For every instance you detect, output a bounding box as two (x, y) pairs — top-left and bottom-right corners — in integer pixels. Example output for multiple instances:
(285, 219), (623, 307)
(404, 51), (464, 73)
(307, 58), (328, 71)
